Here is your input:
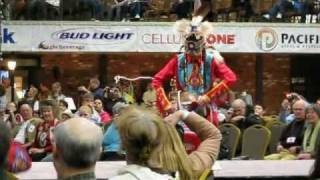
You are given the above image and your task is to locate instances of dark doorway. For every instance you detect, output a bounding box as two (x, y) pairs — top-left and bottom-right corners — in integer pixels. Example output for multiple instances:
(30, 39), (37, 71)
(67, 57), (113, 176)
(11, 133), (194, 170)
(291, 54), (320, 102)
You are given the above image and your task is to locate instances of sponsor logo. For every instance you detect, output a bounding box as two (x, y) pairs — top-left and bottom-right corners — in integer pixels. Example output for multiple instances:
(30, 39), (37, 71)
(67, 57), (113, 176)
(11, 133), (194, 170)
(51, 27), (135, 45)
(142, 33), (182, 44)
(2, 28), (15, 44)
(207, 34), (235, 45)
(141, 33), (236, 45)
(255, 28), (278, 51)
(280, 33), (320, 49)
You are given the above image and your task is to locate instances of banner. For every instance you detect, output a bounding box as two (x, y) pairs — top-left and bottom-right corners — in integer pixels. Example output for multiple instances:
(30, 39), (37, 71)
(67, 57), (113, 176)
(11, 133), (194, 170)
(1, 21), (320, 53)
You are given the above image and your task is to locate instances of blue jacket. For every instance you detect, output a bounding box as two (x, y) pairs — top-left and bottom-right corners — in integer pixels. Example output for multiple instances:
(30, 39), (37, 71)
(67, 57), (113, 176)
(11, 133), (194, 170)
(102, 122), (121, 152)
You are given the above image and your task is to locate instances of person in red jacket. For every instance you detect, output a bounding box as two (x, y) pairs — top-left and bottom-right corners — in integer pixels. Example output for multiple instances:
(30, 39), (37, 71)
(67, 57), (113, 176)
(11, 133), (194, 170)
(29, 100), (59, 161)
(152, 20), (237, 126)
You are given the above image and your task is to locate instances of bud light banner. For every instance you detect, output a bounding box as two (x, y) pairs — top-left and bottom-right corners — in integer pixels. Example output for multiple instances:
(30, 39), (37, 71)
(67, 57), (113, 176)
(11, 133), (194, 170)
(1, 21), (320, 53)
(1, 22), (138, 52)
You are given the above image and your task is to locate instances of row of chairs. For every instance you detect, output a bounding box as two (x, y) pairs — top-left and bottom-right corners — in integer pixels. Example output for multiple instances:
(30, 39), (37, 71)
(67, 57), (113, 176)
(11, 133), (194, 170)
(219, 120), (286, 160)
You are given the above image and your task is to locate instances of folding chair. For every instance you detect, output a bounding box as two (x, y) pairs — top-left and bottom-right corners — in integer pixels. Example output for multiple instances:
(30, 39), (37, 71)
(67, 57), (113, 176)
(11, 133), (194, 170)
(267, 121), (286, 154)
(219, 123), (241, 159)
(241, 125), (271, 160)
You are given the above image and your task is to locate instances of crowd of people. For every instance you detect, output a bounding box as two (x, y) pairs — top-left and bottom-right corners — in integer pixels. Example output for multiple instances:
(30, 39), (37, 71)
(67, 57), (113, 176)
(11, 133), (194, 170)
(1, 76), (320, 179)
(2, 0), (319, 22)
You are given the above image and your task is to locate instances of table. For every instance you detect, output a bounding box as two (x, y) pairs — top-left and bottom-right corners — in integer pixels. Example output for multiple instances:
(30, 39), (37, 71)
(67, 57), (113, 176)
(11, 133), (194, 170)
(15, 160), (314, 179)
(214, 160), (314, 179)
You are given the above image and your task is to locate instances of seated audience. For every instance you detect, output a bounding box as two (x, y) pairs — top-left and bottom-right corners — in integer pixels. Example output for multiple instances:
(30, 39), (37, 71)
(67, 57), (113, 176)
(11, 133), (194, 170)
(0, 121), (17, 179)
(225, 99), (263, 131)
(103, 85), (125, 115)
(278, 92), (306, 124)
(18, 85), (38, 110)
(121, 84), (135, 104)
(101, 102), (128, 161)
(2, 102), (17, 130)
(142, 82), (156, 109)
(50, 82), (66, 102)
(53, 118), (103, 179)
(62, 0), (103, 20)
(94, 98), (111, 125)
(129, 0), (148, 20)
(263, 0), (311, 21)
(75, 93), (101, 124)
(60, 111), (74, 122)
(58, 100), (68, 113)
(29, 100), (59, 161)
(109, 0), (129, 21)
(265, 100), (306, 160)
(78, 78), (104, 100)
(110, 107), (221, 180)
(172, 0), (193, 19)
(78, 105), (94, 121)
(14, 103), (43, 149)
(254, 104), (266, 124)
(296, 104), (320, 160)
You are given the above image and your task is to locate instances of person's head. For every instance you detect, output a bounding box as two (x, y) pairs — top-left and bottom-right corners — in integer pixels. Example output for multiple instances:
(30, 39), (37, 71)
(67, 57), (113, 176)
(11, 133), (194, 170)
(254, 104), (265, 117)
(81, 93), (94, 107)
(112, 102), (128, 116)
(0, 120), (11, 169)
(52, 82), (62, 94)
(89, 78), (100, 91)
(2, 77), (10, 88)
(292, 100), (307, 121)
(53, 118), (103, 178)
(93, 98), (104, 113)
(26, 86), (38, 98)
(117, 107), (193, 179)
(316, 98), (320, 107)
(19, 103), (33, 120)
(108, 86), (121, 100)
(78, 105), (93, 119)
(305, 104), (320, 125)
(117, 107), (164, 166)
(6, 102), (17, 112)
(61, 111), (74, 122)
(59, 100), (68, 112)
(184, 32), (205, 57)
(40, 100), (55, 121)
(231, 99), (246, 116)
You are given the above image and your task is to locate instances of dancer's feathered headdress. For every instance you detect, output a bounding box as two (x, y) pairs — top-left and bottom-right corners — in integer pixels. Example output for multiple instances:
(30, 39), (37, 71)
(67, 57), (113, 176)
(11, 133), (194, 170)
(174, 16), (213, 55)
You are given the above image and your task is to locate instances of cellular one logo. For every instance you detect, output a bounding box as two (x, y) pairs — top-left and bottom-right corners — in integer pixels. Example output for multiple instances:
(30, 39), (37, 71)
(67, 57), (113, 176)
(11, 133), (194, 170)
(255, 28), (278, 51)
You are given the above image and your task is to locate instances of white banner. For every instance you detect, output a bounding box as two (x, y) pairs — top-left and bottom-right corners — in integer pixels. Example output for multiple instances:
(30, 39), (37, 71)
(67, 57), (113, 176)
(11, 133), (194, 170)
(1, 21), (320, 53)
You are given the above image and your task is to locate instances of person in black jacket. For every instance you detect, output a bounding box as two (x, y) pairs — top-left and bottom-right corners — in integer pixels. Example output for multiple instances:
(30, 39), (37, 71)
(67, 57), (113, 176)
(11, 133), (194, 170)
(225, 99), (263, 131)
(265, 100), (306, 160)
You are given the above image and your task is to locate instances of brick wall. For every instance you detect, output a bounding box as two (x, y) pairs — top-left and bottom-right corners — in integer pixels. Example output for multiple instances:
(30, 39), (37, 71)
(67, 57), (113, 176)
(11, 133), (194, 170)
(263, 54), (291, 114)
(41, 53), (290, 114)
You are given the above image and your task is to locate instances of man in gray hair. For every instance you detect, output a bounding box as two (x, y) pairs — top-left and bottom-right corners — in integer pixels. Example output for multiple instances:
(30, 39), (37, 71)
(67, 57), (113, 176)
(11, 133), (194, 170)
(53, 118), (103, 180)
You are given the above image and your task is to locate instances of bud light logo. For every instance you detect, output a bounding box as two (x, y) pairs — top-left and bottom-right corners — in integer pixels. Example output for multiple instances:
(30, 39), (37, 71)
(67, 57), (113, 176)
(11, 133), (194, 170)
(255, 28), (278, 51)
(51, 27), (135, 45)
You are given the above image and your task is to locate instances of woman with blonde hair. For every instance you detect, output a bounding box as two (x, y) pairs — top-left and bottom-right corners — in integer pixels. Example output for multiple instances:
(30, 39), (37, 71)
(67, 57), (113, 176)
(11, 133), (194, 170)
(111, 106), (221, 180)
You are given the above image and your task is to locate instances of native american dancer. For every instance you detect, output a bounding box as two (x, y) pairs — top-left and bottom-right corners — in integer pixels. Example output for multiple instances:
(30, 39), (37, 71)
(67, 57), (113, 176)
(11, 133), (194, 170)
(152, 18), (237, 126)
